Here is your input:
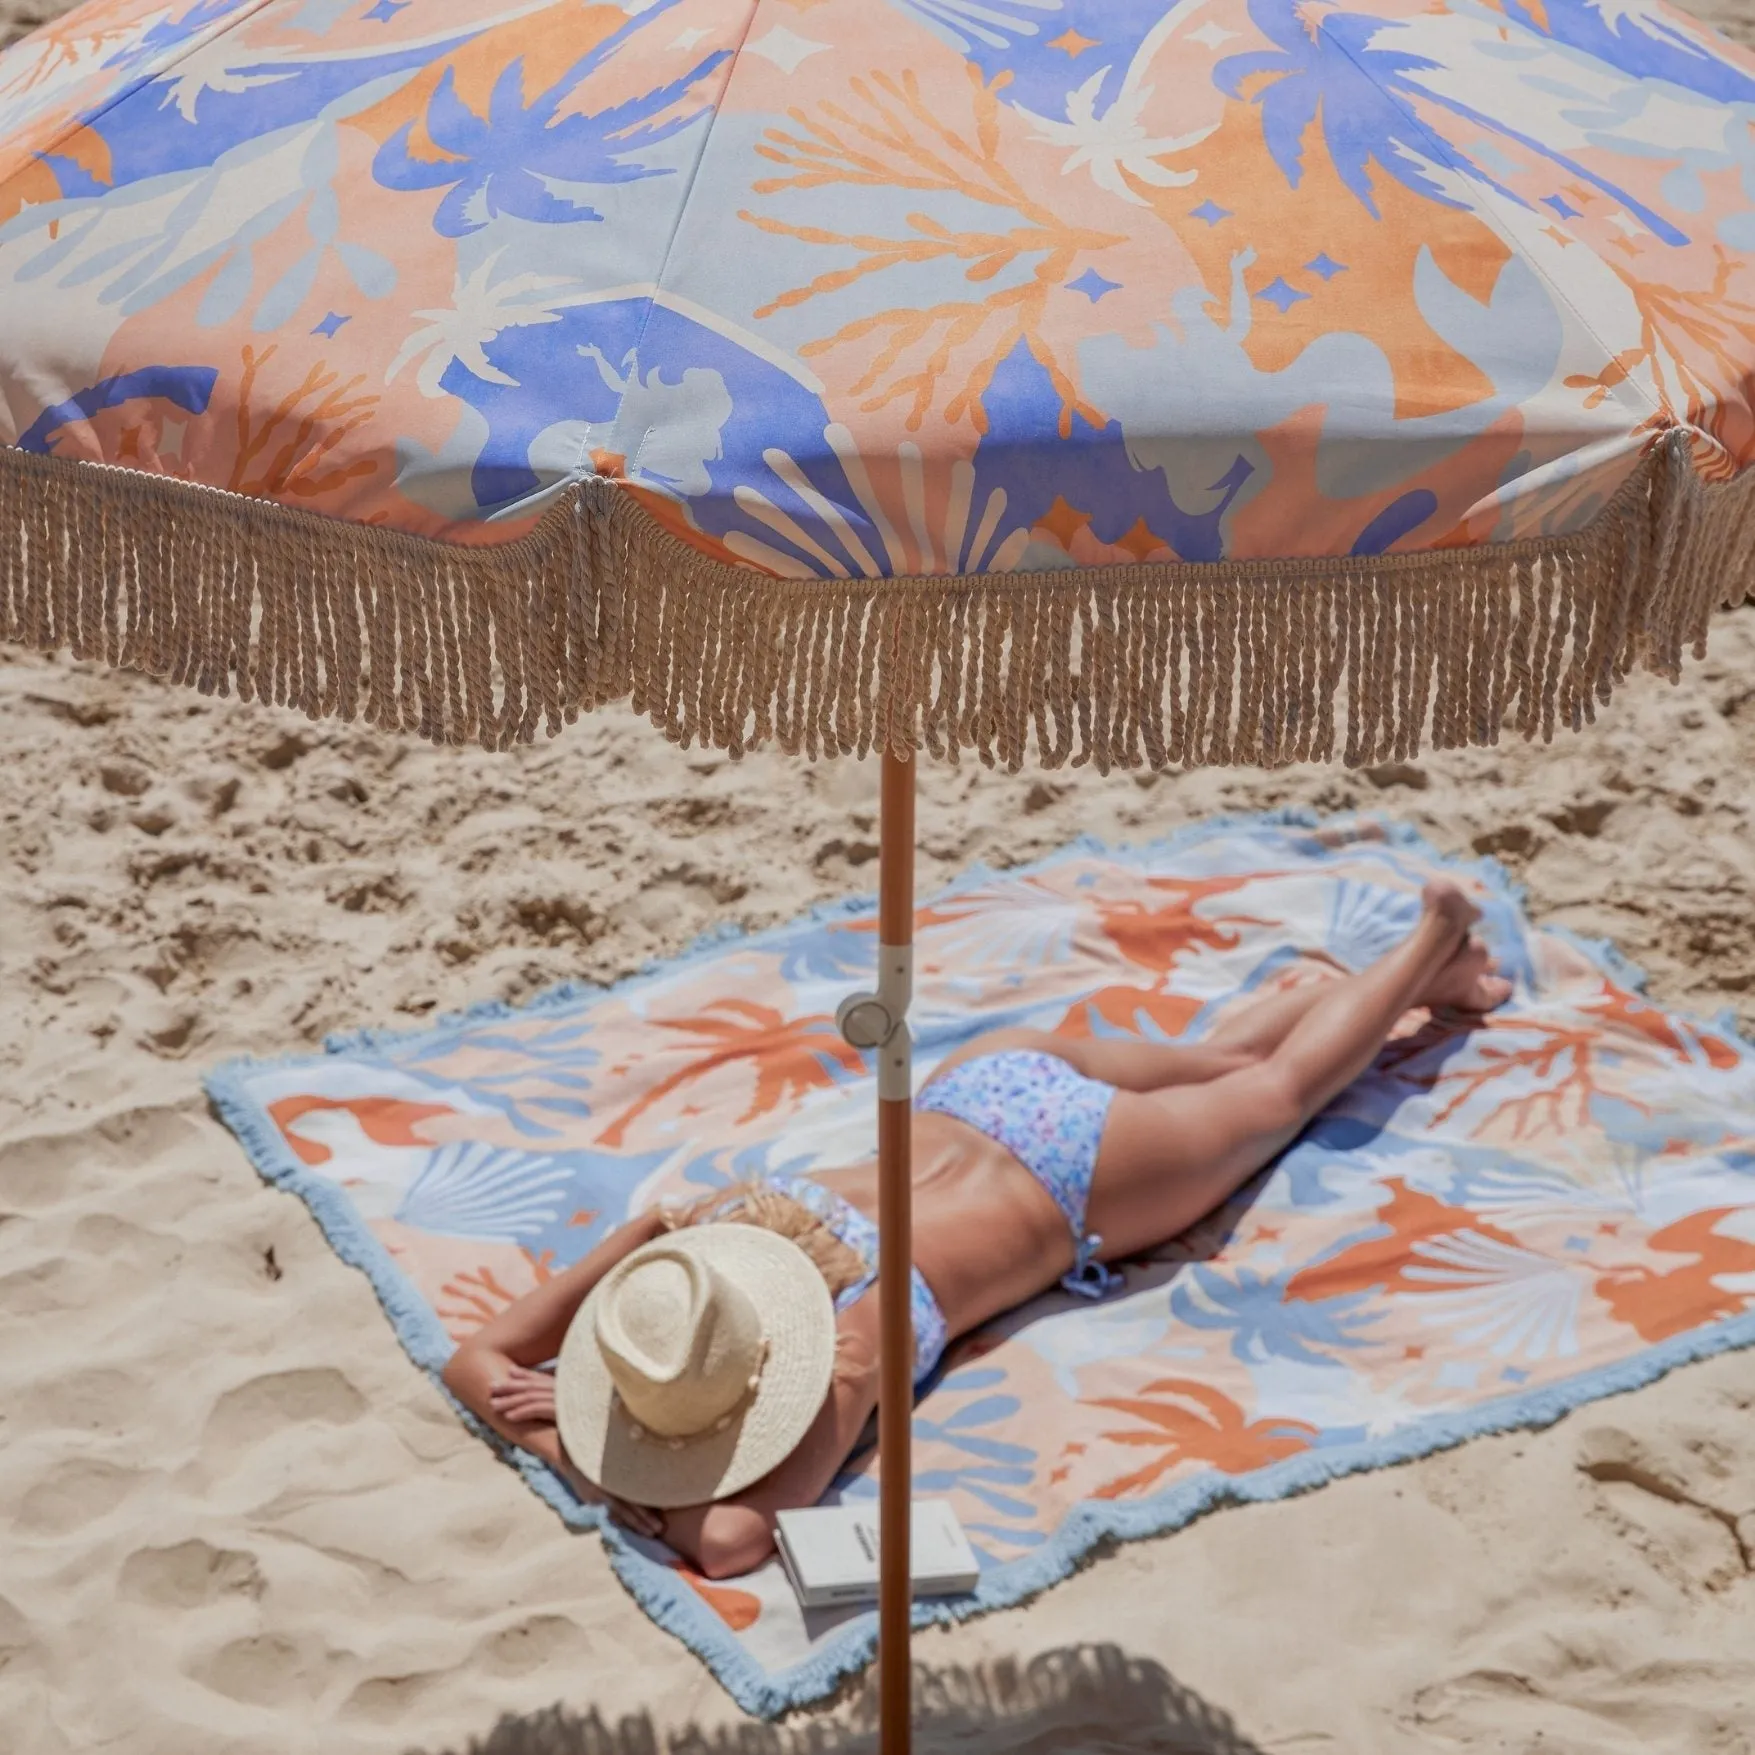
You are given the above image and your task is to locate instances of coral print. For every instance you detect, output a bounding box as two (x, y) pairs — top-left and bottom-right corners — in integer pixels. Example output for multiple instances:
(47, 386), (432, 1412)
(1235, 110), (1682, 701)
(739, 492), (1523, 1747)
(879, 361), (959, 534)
(209, 818), (1755, 1716)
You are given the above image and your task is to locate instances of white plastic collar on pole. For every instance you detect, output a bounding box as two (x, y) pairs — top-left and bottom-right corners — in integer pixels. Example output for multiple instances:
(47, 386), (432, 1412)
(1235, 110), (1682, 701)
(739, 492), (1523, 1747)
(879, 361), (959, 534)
(836, 944), (914, 1101)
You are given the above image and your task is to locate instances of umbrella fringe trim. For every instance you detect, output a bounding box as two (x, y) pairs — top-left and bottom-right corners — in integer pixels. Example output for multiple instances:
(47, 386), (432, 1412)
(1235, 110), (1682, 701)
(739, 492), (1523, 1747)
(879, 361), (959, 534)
(2, 428), (1749, 769)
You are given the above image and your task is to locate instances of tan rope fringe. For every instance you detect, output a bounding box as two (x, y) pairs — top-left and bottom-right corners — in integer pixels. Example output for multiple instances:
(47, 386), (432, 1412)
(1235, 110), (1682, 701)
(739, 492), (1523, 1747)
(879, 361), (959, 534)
(3, 429), (1752, 771)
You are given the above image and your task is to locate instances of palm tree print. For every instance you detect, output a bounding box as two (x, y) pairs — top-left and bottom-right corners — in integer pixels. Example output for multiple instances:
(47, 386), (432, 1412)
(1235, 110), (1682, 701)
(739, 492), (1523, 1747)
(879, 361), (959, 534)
(1217, 0), (1684, 243)
(1085, 1377), (1317, 1498)
(375, 11), (729, 237)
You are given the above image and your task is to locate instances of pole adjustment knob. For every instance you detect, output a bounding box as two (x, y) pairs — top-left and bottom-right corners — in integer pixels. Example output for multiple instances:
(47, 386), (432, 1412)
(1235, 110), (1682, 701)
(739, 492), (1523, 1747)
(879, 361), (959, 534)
(836, 991), (893, 1049)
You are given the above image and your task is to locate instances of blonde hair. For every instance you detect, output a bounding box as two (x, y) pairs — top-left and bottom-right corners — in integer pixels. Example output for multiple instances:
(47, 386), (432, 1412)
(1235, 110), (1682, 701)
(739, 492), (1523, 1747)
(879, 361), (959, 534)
(658, 1181), (867, 1302)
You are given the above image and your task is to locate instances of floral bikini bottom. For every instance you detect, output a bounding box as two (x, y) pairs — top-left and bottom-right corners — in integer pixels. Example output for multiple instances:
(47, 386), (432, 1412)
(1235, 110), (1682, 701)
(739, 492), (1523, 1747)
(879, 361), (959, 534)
(769, 1050), (1123, 1388)
(918, 1049), (1123, 1301)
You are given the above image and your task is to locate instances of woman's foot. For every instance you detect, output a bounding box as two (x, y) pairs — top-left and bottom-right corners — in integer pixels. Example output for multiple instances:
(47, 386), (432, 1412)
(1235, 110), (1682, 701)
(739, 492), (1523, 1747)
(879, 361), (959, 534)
(1421, 933), (1514, 1014)
(1416, 883), (1511, 1012)
(1422, 878), (1482, 939)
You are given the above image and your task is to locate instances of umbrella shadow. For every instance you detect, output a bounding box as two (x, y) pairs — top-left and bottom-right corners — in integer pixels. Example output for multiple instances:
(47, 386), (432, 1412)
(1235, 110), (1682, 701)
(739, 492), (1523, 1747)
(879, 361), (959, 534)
(412, 1642), (1267, 1755)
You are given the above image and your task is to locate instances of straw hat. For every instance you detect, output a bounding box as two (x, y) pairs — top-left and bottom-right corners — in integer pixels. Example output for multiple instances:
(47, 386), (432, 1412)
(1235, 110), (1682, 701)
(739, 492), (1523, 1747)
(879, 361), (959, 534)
(555, 1225), (836, 1509)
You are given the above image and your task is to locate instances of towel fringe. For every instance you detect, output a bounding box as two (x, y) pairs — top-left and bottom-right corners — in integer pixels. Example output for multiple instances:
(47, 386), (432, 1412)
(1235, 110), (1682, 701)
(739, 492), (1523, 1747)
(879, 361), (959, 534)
(3, 430), (1750, 770)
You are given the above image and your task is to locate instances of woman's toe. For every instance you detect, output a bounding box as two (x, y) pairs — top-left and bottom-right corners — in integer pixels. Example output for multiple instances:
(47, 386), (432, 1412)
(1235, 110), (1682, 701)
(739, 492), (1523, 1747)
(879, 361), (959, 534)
(1474, 975), (1514, 1011)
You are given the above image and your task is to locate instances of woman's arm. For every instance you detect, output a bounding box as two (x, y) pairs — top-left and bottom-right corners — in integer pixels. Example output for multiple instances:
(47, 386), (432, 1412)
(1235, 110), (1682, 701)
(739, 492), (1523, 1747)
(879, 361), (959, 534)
(441, 1208), (669, 1535)
(455, 1206), (666, 1369)
(660, 1293), (883, 1579)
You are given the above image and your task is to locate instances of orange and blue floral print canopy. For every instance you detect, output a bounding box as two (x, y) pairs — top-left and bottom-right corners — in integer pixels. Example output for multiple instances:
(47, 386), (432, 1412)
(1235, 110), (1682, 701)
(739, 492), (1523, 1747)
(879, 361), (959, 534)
(5, 0), (1755, 570)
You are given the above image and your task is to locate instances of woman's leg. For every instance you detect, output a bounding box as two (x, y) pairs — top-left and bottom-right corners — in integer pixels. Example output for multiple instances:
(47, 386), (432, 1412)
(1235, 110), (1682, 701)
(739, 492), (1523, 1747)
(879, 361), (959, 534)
(972, 902), (1502, 1095)
(929, 1025), (1257, 1091)
(1203, 970), (1343, 1057)
(1089, 883), (1507, 1255)
(932, 982), (1349, 1094)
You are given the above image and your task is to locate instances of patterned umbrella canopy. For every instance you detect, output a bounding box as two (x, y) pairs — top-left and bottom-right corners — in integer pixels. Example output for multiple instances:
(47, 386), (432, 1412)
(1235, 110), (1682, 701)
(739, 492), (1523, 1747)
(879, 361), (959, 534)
(4, 0), (1754, 768)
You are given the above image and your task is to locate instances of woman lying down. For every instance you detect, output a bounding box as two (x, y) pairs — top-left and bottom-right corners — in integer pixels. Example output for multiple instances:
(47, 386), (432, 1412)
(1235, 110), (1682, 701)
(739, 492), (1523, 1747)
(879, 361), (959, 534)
(444, 881), (1510, 1579)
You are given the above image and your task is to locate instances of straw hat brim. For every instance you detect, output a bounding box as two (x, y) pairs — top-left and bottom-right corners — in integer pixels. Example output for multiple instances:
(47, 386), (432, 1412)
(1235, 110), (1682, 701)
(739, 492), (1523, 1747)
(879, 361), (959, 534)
(554, 1224), (837, 1510)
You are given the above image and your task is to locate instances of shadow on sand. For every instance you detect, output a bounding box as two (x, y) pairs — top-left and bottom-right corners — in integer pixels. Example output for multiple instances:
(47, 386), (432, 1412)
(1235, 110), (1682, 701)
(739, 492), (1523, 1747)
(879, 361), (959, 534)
(413, 1642), (1266, 1755)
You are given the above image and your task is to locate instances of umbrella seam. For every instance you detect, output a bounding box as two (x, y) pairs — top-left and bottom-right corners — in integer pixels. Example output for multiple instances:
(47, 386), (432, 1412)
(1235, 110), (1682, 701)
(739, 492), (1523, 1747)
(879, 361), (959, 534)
(581, 0), (765, 492)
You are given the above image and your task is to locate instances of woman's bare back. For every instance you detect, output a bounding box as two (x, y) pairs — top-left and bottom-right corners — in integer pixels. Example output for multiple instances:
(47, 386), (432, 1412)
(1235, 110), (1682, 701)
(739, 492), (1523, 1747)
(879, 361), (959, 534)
(808, 1115), (1075, 1338)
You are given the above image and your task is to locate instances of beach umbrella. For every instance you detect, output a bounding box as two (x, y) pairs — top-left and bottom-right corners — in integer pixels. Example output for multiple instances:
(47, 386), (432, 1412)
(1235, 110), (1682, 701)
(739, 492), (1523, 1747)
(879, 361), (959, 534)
(6, 0), (1755, 1744)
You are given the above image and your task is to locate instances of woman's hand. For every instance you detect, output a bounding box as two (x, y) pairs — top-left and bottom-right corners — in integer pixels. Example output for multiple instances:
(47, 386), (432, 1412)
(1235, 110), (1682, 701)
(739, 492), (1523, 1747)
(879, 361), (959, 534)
(486, 1364), (666, 1540)
(488, 1362), (558, 1426)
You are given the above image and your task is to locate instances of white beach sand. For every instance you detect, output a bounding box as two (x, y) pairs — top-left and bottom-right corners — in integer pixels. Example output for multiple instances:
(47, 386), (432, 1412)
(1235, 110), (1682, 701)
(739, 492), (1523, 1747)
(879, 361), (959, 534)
(5, 6), (1755, 1751)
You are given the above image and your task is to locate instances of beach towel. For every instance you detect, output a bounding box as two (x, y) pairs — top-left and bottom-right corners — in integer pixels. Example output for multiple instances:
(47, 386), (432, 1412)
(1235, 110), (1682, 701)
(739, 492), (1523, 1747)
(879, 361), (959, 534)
(207, 815), (1755, 1716)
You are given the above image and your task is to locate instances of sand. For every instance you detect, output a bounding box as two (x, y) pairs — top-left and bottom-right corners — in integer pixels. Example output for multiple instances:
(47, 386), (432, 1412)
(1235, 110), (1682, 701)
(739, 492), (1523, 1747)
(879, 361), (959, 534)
(6, 7), (1755, 1751)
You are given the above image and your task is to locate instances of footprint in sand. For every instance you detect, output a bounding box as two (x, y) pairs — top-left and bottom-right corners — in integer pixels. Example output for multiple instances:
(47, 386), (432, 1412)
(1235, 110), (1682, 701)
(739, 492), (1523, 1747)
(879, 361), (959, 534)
(0, 1256), (100, 1318)
(342, 1669), (444, 1725)
(15, 1459), (148, 1539)
(20, 1365), (148, 1436)
(1576, 1424), (1751, 1596)
(202, 1368), (366, 1450)
(452, 1512), (518, 1558)
(188, 1634), (330, 1708)
(478, 1613), (588, 1679)
(1407, 1669), (1555, 1738)
(68, 1212), (184, 1272)
(0, 1109), (201, 1215)
(0, 1134), (82, 1213)
(0, 1218), (182, 1322)
(120, 1540), (265, 1610)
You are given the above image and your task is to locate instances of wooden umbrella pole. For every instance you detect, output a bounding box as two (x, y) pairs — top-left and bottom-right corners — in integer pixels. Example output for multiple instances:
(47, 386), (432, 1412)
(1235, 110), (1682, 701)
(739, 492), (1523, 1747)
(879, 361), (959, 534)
(876, 750), (915, 1755)
(834, 751), (916, 1752)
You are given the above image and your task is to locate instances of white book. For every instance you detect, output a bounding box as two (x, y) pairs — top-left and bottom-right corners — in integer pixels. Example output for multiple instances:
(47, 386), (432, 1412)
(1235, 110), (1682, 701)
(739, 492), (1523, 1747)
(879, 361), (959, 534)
(774, 1500), (980, 1609)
